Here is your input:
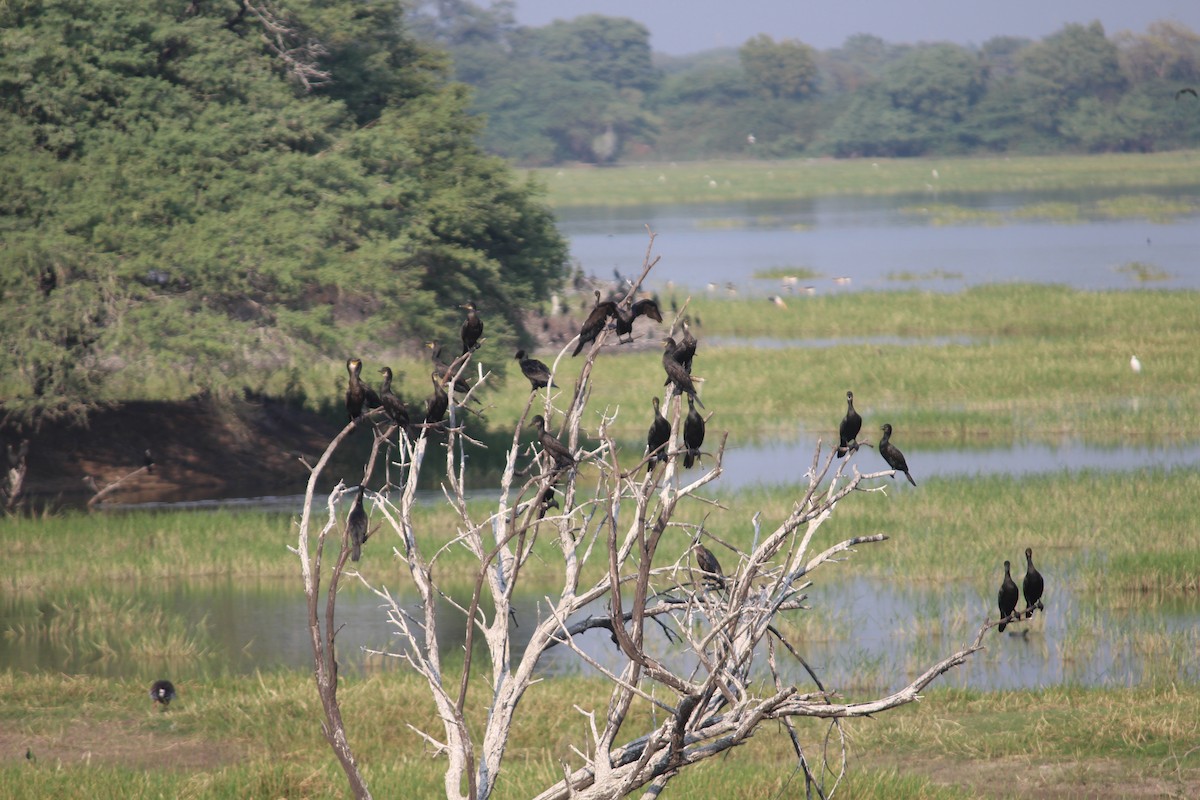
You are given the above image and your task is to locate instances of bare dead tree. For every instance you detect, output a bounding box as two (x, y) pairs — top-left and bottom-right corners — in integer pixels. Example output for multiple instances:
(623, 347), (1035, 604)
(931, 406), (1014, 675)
(292, 237), (990, 800)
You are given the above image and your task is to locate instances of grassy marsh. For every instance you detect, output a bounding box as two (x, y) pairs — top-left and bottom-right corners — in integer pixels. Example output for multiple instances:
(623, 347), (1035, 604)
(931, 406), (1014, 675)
(2, 672), (1195, 799)
(526, 151), (1200, 208)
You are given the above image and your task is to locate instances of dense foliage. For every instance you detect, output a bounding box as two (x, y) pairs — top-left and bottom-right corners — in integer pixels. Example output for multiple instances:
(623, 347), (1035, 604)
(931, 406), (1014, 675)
(411, 4), (1200, 163)
(0, 0), (568, 429)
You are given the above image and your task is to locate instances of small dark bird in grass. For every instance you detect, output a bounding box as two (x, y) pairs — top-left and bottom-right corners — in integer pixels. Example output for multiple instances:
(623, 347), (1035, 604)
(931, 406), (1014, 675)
(460, 301), (483, 354)
(573, 290), (618, 356)
(150, 679), (176, 710)
(683, 395), (705, 468)
(347, 484), (367, 562)
(614, 298), (664, 343)
(531, 415), (574, 471)
(997, 561), (1019, 632)
(646, 397), (671, 473)
(662, 338), (704, 408)
(837, 391), (862, 458)
(515, 350), (557, 391)
(694, 542), (725, 588)
(878, 423), (916, 486)
(345, 357), (380, 422)
(1022, 547), (1044, 619)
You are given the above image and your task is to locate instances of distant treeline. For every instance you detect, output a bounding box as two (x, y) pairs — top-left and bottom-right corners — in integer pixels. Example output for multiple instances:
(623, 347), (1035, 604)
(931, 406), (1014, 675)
(409, 2), (1200, 164)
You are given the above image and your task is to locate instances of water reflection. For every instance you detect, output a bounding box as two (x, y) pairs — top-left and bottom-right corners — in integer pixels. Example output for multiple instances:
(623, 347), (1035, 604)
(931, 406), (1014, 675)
(557, 191), (1200, 293)
(3, 576), (1195, 692)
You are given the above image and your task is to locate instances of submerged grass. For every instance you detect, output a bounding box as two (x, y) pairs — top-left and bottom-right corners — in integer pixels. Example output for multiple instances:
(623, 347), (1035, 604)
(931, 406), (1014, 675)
(2, 671), (1196, 799)
(527, 151), (1200, 208)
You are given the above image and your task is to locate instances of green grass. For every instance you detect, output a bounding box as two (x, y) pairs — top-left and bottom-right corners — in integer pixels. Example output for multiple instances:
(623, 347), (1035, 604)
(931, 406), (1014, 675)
(526, 151), (1200, 208)
(2, 672), (1195, 799)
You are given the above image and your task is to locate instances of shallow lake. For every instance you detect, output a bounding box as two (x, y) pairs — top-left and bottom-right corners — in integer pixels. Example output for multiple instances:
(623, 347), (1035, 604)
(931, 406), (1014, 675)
(3, 572), (1195, 693)
(556, 188), (1200, 294)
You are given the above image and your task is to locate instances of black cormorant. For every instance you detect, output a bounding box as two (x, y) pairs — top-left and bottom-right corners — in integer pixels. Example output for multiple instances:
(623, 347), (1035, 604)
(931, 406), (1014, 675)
(694, 542), (725, 588)
(837, 390), (862, 458)
(673, 320), (698, 374)
(573, 291), (618, 356)
(515, 350), (557, 390)
(531, 415), (574, 470)
(345, 357), (381, 422)
(425, 341), (475, 398)
(662, 338), (704, 408)
(614, 298), (664, 343)
(149, 679), (176, 710)
(998, 560), (1019, 632)
(646, 397), (671, 473)
(683, 395), (705, 468)
(1022, 547), (1044, 619)
(878, 423), (916, 486)
(378, 367), (413, 439)
(461, 301), (483, 354)
(424, 371), (449, 429)
(347, 484), (367, 562)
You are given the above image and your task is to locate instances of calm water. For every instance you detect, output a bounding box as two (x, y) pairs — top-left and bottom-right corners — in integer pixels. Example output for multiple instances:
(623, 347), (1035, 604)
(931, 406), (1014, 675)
(557, 189), (1200, 294)
(3, 574), (1195, 692)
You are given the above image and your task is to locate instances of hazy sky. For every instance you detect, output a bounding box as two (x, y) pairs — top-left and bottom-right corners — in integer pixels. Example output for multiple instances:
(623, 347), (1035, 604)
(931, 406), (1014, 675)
(511, 1), (1200, 55)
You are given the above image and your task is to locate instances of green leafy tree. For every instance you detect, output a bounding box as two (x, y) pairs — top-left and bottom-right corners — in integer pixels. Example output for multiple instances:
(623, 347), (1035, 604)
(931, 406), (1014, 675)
(739, 34), (819, 100)
(0, 0), (567, 440)
(1016, 21), (1126, 136)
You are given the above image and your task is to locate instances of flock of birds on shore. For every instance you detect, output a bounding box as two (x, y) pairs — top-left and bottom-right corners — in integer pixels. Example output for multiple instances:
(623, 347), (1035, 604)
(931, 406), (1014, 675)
(146, 287), (1046, 710)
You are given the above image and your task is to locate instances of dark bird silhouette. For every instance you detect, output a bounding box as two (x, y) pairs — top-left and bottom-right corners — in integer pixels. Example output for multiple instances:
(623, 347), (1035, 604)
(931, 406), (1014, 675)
(515, 350), (557, 390)
(573, 290), (618, 356)
(614, 298), (664, 343)
(531, 415), (574, 470)
(662, 338), (704, 408)
(878, 423), (916, 486)
(378, 366), (413, 439)
(1176, 87), (1198, 100)
(536, 491), (560, 520)
(670, 320), (698, 375)
(143, 448), (155, 473)
(683, 395), (705, 469)
(998, 560), (1019, 632)
(424, 370), (449, 429)
(425, 341), (475, 398)
(837, 390), (862, 458)
(694, 542), (725, 588)
(646, 396), (671, 473)
(1022, 547), (1044, 619)
(345, 357), (381, 422)
(460, 301), (483, 354)
(149, 679), (176, 710)
(347, 484), (367, 562)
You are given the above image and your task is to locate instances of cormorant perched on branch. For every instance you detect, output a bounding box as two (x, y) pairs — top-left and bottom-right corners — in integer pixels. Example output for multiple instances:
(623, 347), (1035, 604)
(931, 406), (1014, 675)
(378, 367), (413, 439)
(149, 679), (176, 710)
(1022, 547), (1044, 619)
(573, 290), (618, 356)
(646, 397), (670, 473)
(671, 320), (698, 374)
(878, 423), (916, 486)
(424, 371), (449, 429)
(515, 350), (557, 390)
(997, 560), (1019, 632)
(425, 341), (475, 398)
(694, 542), (725, 588)
(347, 484), (367, 562)
(531, 415), (574, 470)
(615, 298), (664, 343)
(461, 301), (483, 354)
(662, 338), (704, 408)
(345, 358), (380, 422)
(837, 390), (862, 458)
(683, 395), (705, 469)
